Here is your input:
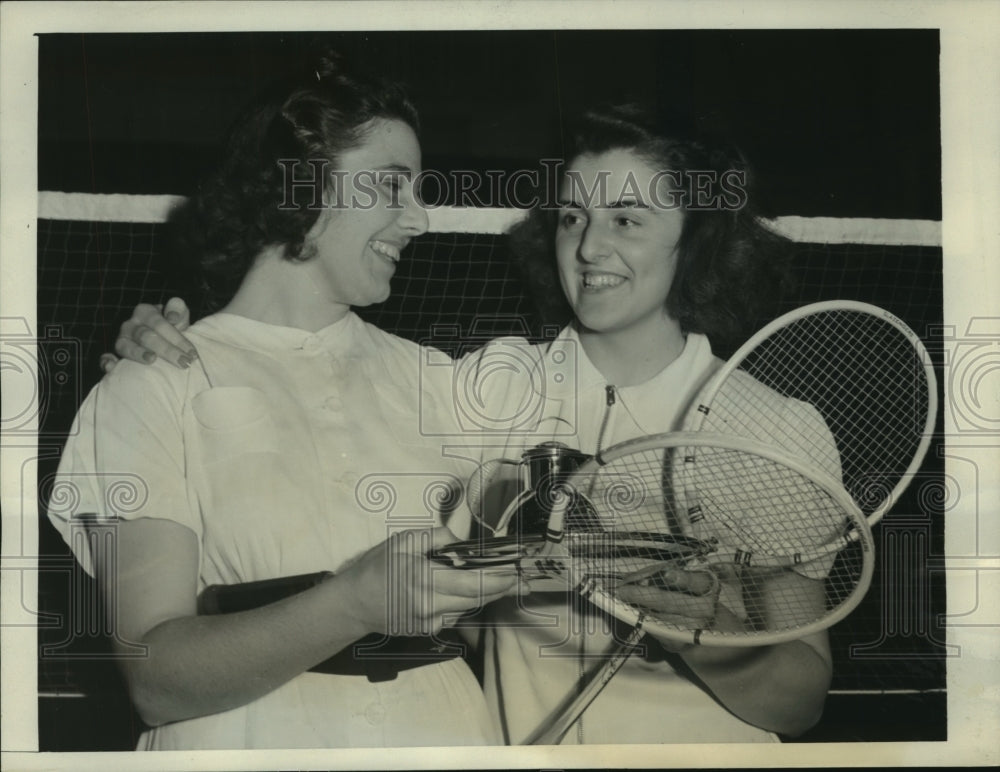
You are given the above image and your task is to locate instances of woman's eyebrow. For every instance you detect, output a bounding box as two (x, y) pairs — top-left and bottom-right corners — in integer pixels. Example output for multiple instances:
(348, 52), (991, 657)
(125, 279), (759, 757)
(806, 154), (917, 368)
(374, 163), (415, 179)
(607, 197), (650, 210)
(555, 197), (650, 209)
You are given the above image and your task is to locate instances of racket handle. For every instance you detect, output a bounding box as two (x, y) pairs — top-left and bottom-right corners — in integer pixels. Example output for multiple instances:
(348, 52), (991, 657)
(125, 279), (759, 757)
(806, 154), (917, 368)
(524, 625), (645, 745)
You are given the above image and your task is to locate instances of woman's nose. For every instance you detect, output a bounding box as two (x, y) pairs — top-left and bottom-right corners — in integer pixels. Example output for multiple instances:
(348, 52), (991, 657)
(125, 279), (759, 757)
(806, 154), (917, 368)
(398, 192), (429, 236)
(578, 223), (611, 262)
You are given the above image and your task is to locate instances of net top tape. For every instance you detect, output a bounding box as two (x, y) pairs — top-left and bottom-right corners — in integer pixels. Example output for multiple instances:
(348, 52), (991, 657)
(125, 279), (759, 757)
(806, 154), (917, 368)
(37, 192), (941, 247)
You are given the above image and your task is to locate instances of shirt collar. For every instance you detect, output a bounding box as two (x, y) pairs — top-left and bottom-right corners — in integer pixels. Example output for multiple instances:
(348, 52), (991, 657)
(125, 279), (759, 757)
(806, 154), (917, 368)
(539, 324), (714, 395)
(193, 310), (361, 355)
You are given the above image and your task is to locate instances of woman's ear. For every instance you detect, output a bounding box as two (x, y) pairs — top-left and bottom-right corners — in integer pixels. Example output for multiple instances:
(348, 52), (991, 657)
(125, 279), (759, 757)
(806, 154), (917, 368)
(305, 204), (336, 242)
(321, 166), (347, 211)
(311, 170), (343, 236)
(321, 176), (335, 209)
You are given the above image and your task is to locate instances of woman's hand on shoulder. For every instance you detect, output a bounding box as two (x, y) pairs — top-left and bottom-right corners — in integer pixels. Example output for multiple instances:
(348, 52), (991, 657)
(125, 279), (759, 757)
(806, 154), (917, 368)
(101, 297), (198, 373)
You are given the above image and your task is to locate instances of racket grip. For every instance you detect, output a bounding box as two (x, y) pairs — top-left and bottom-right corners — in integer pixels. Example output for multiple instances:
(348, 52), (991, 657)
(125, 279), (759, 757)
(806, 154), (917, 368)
(524, 626), (645, 745)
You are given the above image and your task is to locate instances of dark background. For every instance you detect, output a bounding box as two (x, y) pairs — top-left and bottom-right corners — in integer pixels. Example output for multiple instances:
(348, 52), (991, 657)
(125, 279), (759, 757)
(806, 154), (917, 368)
(39, 29), (941, 218)
(35, 29), (946, 750)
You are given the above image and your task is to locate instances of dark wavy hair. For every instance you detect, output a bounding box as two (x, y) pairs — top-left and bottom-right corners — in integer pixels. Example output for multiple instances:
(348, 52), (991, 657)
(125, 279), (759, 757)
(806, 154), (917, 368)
(170, 50), (419, 311)
(509, 103), (792, 352)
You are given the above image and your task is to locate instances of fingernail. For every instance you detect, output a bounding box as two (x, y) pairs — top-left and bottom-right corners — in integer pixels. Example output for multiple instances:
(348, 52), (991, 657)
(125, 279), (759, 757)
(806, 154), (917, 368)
(178, 356), (192, 369)
(166, 312), (181, 323)
(186, 349), (199, 360)
(142, 352), (156, 363)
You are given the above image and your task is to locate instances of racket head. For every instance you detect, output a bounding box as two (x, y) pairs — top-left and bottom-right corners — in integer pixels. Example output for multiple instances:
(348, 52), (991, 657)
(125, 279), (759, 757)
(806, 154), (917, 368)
(429, 530), (706, 589)
(545, 431), (874, 648)
(683, 300), (937, 527)
(431, 533), (541, 568)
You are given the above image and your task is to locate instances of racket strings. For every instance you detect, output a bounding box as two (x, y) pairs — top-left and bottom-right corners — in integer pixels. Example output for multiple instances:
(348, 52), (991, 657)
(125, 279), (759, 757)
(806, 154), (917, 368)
(818, 314), (927, 454)
(434, 434), (873, 646)
(561, 443), (868, 639)
(695, 309), (932, 520)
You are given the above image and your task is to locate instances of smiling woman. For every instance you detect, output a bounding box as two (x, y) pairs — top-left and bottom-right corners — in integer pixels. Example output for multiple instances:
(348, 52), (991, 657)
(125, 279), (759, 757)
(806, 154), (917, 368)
(461, 104), (830, 745)
(226, 118), (428, 328)
(515, 104), (792, 374)
(46, 50), (516, 750)
(555, 148), (688, 383)
(172, 54), (429, 319)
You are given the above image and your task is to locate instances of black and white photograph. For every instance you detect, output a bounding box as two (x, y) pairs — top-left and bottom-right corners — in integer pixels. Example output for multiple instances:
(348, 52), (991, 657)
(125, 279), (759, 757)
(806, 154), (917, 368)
(1, 1), (997, 769)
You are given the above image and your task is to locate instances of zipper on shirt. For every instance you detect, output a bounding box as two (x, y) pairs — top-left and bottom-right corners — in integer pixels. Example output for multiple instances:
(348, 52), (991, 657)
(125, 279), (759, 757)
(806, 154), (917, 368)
(594, 385), (617, 457)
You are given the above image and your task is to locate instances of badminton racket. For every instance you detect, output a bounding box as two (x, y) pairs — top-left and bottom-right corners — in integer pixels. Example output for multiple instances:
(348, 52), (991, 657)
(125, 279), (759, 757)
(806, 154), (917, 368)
(433, 432), (874, 743)
(529, 300), (937, 743)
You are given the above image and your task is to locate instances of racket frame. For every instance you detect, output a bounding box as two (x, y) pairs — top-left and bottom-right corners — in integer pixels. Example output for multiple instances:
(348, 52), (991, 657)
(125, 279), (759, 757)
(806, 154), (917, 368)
(541, 431), (875, 648)
(524, 431), (875, 745)
(682, 300), (937, 527)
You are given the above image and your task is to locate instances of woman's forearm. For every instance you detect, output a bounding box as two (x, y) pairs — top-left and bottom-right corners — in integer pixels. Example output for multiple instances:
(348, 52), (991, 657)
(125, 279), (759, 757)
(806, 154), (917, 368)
(104, 517), (516, 727)
(679, 638), (832, 736)
(120, 574), (370, 726)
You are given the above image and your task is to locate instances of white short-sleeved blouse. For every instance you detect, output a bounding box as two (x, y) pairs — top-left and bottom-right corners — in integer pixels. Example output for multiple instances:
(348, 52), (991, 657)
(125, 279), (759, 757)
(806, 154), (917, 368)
(461, 325), (839, 745)
(49, 311), (497, 749)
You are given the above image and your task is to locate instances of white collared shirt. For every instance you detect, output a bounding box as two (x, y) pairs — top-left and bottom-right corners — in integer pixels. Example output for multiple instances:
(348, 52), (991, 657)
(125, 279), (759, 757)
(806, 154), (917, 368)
(461, 327), (784, 745)
(50, 311), (497, 749)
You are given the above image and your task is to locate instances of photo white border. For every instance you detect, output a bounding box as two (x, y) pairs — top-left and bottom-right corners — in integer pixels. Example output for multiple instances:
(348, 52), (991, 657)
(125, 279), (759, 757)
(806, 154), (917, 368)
(2, 1), (998, 768)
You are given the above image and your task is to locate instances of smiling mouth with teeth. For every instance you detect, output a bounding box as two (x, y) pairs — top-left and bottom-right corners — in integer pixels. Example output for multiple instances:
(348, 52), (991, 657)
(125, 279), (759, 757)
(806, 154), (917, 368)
(369, 240), (401, 263)
(583, 272), (626, 289)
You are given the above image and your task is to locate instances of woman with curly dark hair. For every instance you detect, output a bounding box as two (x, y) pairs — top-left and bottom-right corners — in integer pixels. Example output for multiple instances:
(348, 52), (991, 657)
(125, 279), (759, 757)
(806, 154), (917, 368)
(49, 52), (516, 749)
(509, 104), (792, 355)
(466, 104), (834, 745)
